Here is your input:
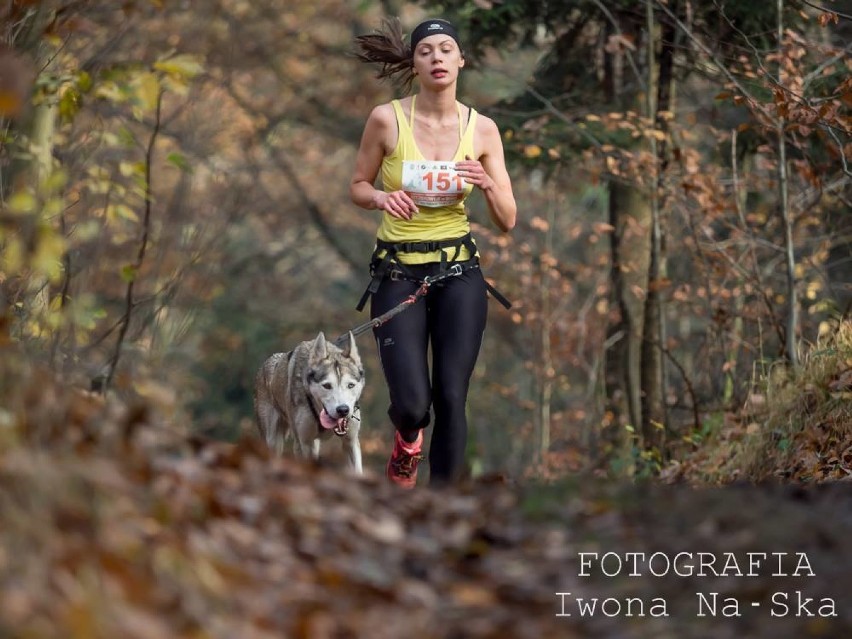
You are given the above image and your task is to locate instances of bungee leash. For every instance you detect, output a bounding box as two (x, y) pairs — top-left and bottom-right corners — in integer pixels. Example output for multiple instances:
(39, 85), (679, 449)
(333, 263), (466, 347)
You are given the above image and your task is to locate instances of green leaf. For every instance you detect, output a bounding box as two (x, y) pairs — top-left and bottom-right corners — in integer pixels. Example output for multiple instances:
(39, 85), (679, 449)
(58, 87), (82, 123)
(120, 264), (138, 283)
(118, 126), (137, 148)
(166, 152), (192, 173)
(77, 71), (93, 93)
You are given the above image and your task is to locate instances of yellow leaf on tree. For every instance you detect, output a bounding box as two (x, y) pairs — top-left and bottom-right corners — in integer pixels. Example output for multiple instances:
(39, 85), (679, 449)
(133, 72), (161, 112)
(119, 161), (145, 177)
(153, 54), (205, 80)
(43, 169), (68, 194)
(523, 144), (542, 158)
(2, 237), (23, 273)
(7, 191), (37, 215)
(107, 204), (139, 223)
(32, 231), (66, 282)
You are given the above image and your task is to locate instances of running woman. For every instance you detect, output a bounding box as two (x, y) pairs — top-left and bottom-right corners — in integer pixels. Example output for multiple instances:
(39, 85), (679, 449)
(351, 17), (516, 487)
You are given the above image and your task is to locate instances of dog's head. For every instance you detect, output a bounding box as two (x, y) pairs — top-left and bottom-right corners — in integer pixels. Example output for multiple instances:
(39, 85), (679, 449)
(306, 332), (364, 432)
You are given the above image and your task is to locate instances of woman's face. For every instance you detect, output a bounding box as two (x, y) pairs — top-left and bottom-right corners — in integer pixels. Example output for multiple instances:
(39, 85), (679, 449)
(412, 34), (464, 87)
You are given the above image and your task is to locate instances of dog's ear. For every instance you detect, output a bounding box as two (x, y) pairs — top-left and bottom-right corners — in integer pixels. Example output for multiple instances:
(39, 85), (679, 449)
(342, 331), (359, 360)
(312, 332), (328, 359)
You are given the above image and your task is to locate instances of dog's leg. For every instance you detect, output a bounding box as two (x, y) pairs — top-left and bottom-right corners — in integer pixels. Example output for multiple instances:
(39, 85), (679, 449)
(309, 438), (321, 461)
(256, 399), (286, 455)
(292, 434), (320, 460)
(291, 408), (317, 460)
(342, 409), (363, 474)
(343, 437), (363, 474)
(270, 432), (285, 455)
(291, 435), (304, 458)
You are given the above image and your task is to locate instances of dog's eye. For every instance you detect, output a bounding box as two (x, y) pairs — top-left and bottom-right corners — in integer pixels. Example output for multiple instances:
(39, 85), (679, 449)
(347, 382), (355, 389)
(322, 382), (333, 390)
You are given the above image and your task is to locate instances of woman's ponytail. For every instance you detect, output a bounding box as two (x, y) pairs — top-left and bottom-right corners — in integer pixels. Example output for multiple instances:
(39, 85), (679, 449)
(353, 17), (416, 92)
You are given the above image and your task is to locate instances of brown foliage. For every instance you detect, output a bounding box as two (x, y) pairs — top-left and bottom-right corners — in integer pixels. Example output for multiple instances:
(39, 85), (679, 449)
(3, 354), (852, 638)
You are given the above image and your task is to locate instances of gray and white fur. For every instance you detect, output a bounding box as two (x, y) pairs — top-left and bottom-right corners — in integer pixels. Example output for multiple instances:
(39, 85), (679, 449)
(254, 331), (364, 473)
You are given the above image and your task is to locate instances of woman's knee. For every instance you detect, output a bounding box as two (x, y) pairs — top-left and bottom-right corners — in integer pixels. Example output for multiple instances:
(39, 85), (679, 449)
(389, 390), (431, 429)
(432, 383), (468, 415)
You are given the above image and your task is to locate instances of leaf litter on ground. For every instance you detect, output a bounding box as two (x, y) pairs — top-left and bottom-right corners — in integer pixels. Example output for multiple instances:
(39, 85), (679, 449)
(0, 370), (850, 638)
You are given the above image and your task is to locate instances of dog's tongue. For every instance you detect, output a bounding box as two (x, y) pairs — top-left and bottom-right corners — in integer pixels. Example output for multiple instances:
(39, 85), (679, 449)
(319, 409), (343, 430)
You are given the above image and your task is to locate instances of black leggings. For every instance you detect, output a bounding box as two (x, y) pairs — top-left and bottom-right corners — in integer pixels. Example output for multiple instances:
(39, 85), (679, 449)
(371, 261), (488, 483)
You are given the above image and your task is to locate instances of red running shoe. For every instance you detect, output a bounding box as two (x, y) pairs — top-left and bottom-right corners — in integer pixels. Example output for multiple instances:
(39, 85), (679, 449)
(386, 430), (424, 489)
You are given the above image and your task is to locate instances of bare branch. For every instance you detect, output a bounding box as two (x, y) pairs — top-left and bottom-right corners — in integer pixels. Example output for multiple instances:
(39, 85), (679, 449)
(522, 84), (604, 150)
(653, 0), (773, 121)
(588, 0), (647, 93)
(798, 0), (852, 21)
(825, 125), (852, 178)
(802, 43), (852, 90)
(101, 89), (164, 393)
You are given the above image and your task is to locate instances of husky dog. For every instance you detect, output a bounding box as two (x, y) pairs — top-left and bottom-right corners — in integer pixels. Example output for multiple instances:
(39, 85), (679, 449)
(254, 331), (364, 473)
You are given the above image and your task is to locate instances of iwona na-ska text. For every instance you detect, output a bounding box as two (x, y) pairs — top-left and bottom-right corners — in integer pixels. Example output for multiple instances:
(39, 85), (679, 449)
(554, 551), (838, 619)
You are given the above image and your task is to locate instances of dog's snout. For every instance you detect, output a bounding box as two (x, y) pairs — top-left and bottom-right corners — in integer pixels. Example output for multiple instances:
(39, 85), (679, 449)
(335, 405), (350, 418)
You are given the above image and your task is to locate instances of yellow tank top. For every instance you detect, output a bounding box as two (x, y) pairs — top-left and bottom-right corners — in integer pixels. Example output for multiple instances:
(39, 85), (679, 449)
(377, 96), (478, 264)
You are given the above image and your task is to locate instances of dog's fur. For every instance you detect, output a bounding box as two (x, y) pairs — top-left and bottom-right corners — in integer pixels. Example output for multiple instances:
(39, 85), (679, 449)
(254, 331), (364, 472)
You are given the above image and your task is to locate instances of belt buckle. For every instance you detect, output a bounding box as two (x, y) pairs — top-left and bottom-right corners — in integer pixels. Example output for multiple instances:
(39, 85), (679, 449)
(448, 263), (463, 277)
(389, 269), (403, 281)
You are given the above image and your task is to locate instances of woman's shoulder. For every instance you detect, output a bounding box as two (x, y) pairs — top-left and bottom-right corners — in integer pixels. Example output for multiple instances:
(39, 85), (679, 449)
(367, 101), (394, 121)
(367, 99), (407, 126)
(472, 110), (500, 138)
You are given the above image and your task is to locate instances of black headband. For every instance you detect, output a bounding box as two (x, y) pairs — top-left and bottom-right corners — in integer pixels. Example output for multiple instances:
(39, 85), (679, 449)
(410, 19), (460, 52)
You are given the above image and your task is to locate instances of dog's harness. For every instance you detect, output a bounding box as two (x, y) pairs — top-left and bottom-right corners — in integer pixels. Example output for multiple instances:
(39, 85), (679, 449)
(356, 232), (511, 312)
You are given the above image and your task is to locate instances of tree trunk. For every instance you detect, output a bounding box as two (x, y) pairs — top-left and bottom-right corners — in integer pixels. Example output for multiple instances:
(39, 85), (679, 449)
(638, 0), (679, 451)
(0, 7), (57, 340)
(537, 192), (556, 463)
(777, 0), (799, 369)
(605, 182), (651, 432)
(639, 0), (664, 451)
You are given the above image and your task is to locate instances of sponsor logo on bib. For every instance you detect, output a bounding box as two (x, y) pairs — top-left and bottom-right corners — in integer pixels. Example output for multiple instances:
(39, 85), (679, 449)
(401, 160), (467, 208)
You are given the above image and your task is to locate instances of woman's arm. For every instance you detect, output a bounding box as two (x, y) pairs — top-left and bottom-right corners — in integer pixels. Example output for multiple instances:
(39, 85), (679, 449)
(350, 104), (419, 220)
(455, 115), (516, 232)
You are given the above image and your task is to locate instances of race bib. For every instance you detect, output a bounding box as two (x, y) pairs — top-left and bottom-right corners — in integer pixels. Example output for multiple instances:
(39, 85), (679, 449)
(401, 160), (466, 208)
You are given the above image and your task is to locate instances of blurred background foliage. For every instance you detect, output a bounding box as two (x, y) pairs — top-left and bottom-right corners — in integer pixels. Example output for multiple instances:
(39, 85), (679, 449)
(1, 0), (850, 481)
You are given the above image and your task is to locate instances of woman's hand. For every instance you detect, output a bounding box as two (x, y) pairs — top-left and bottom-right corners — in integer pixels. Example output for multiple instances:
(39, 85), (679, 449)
(373, 189), (419, 220)
(455, 155), (496, 192)
(463, 115), (516, 232)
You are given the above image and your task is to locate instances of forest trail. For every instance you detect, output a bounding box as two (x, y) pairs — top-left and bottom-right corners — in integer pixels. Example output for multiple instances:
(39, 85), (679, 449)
(2, 416), (849, 639)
